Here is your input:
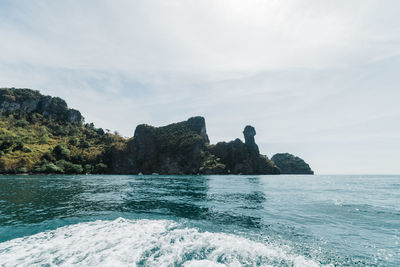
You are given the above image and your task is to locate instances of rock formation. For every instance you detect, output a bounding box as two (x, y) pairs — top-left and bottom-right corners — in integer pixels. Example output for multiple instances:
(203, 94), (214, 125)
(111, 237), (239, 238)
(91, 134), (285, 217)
(111, 117), (280, 175)
(243, 125), (259, 154)
(111, 117), (210, 174)
(0, 88), (314, 175)
(271, 153), (314, 174)
(0, 88), (83, 123)
(209, 126), (279, 174)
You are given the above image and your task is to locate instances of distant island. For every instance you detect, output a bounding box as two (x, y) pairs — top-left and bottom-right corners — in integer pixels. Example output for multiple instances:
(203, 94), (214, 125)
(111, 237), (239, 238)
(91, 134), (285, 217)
(0, 88), (313, 175)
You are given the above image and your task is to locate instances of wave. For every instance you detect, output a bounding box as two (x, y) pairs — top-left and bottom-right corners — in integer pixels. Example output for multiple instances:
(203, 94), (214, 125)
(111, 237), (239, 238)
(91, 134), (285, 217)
(0, 218), (323, 267)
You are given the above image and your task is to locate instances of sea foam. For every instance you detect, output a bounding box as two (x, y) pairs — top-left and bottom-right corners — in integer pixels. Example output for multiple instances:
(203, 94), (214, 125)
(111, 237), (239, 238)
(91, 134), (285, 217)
(0, 218), (322, 266)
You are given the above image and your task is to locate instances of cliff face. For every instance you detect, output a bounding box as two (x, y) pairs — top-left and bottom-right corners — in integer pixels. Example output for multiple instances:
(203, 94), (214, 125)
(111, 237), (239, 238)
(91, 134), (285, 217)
(111, 117), (210, 174)
(0, 88), (83, 123)
(271, 153), (314, 175)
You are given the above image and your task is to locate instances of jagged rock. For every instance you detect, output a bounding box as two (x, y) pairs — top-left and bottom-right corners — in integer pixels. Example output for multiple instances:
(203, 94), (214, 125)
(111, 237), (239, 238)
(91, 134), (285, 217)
(67, 109), (83, 123)
(209, 126), (280, 174)
(0, 88), (83, 123)
(186, 116), (210, 144)
(271, 153), (314, 174)
(243, 125), (259, 154)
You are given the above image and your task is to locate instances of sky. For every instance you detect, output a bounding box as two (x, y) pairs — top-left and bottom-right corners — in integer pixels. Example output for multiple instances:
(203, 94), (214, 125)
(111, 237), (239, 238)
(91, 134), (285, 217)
(0, 0), (399, 174)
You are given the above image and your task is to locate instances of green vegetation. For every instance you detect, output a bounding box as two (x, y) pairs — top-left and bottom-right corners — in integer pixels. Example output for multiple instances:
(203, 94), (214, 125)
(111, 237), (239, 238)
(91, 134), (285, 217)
(142, 122), (205, 154)
(0, 111), (126, 174)
(199, 150), (226, 174)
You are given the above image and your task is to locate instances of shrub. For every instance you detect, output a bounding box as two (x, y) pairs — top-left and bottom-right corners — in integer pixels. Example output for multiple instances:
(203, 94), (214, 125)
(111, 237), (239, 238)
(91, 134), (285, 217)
(53, 144), (70, 160)
(22, 146), (32, 153)
(15, 119), (29, 127)
(16, 167), (28, 173)
(80, 140), (90, 149)
(84, 164), (93, 173)
(68, 137), (79, 146)
(94, 163), (108, 173)
(96, 128), (105, 135)
(40, 162), (63, 173)
(56, 160), (83, 174)
(39, 135), (49, 144)
(12, 141), (24, 151)
(42, 152), (55, 162)
(0, 133), (14, 150)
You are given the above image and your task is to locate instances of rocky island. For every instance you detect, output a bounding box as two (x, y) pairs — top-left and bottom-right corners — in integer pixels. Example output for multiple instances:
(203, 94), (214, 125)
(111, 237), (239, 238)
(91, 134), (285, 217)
(0, 88), (313, 175)
(271, 153), (314, 175)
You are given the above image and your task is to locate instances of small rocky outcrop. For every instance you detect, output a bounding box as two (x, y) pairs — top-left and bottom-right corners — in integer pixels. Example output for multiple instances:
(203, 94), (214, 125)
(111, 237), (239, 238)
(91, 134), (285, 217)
(0, 88), (83, 123)
(271, 153), (314, 174)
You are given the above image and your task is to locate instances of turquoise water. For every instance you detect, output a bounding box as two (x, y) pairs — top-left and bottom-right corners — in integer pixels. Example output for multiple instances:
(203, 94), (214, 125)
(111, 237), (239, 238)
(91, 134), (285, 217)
(0, 175), (399, 266)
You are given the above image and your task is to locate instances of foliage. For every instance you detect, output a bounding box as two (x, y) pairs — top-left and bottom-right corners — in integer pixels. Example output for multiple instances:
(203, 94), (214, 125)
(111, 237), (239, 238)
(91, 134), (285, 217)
(53, 144), (70, 160)
(199, 151), (226, 174)
(56, 160), (83, 174)
(141, 122), (204, 155)
(0, 110), (126, 174)
(15, 119), (29, 127)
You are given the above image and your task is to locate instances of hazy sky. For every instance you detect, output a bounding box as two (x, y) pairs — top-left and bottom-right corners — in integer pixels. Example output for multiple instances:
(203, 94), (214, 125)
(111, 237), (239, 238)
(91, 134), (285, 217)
(0, 0), (399, 174)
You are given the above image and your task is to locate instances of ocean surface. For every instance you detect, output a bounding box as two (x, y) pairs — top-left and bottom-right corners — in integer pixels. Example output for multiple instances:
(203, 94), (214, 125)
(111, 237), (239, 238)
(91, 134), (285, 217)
(0, 175), (398, 266)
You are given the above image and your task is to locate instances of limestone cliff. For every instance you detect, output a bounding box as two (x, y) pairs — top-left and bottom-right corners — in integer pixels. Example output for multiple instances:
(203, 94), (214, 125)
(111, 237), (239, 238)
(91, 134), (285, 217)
(0, 88), (83, 123)
(111, 118), (280, 175)
(111, 117), (210, 174)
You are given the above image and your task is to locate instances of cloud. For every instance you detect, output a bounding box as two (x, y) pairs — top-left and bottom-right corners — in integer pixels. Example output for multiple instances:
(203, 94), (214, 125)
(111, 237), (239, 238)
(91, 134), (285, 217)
(1, 0), (399, 71)
(0, 0), (399, 173)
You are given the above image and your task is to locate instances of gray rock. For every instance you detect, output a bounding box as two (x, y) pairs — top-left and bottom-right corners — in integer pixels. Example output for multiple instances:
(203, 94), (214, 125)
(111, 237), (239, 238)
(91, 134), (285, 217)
(271, 153), (314, 174)
(111, 117), (208, 174)
(209, 126), (280, 174)
(0, 88), (83, 123)
(243, 125), (259, 154)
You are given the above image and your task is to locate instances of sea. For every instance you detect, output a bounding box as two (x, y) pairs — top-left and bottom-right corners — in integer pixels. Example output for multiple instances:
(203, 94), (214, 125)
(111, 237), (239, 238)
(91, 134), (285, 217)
(0, 174), (398, 266)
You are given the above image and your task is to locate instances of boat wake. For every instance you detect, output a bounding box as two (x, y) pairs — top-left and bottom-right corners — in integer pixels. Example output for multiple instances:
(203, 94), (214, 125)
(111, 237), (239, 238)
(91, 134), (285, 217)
(0, 218), (323, 266)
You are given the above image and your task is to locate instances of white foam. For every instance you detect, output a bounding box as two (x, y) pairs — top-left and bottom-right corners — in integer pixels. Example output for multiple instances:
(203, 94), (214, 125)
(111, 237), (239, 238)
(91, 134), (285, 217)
(0, 218), (322, 267)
